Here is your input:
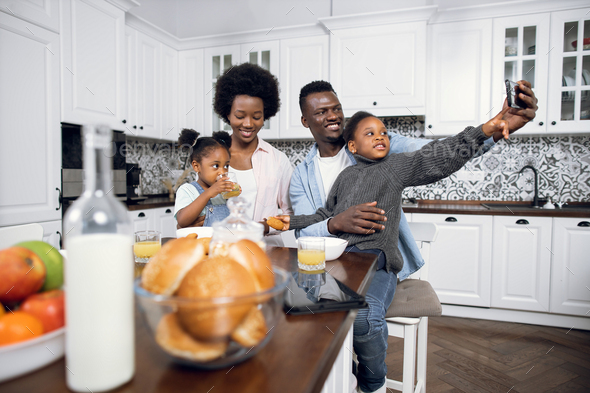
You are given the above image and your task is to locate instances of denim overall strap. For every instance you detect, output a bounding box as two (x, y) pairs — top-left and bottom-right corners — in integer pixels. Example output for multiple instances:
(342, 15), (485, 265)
(190, 181), (230, 226)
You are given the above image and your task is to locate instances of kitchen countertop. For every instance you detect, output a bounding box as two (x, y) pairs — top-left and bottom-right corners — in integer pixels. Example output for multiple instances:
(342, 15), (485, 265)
(126, 195), (175, 211)
(1, 248), (377, 393)
(401, 200), (590, 218)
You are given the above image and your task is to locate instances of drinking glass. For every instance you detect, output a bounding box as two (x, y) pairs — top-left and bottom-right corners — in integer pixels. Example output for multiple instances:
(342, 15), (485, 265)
(297, 237), (326, 271)
(218, 172), (241, 199)
(134, 230), (161, 263)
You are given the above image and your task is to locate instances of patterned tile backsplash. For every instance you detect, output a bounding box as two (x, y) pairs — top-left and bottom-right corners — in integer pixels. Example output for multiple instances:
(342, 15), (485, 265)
(128, 116), (590, 203)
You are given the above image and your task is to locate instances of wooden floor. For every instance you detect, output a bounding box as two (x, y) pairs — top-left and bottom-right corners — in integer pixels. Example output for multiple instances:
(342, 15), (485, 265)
(385, 316), (590, 393)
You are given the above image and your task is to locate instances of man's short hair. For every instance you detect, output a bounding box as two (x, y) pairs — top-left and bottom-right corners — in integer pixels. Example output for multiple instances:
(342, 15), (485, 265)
(299, 80), (337, 112)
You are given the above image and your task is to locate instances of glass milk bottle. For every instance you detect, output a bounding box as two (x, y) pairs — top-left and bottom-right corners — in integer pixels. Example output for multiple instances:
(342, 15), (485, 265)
(63, 125), (134, 392)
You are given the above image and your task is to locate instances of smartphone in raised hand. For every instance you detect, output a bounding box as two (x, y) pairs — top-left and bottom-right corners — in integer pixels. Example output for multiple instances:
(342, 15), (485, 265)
(505, 79), (522, 109)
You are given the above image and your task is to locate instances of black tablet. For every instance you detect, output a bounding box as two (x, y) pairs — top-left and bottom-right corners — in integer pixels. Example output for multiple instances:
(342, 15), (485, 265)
(283, 270), (368, 315)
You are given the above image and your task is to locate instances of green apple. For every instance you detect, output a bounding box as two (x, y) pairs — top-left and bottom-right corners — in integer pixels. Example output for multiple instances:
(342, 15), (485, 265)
(15, 240), (64, 291)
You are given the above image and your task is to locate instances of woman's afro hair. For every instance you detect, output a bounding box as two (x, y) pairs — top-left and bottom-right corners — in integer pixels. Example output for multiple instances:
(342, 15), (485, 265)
(213, 62), (280, 124)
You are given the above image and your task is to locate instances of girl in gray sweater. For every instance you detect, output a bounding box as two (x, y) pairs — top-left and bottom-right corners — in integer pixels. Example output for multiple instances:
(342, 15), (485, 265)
(278, 109), (510, 274)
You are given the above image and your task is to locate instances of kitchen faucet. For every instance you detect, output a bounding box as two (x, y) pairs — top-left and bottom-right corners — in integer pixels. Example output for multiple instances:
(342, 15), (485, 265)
(518, 165), (541, 208)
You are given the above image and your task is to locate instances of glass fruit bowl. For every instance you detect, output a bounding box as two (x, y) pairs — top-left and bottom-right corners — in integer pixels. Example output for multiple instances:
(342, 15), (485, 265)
(134, 267), (289, 369)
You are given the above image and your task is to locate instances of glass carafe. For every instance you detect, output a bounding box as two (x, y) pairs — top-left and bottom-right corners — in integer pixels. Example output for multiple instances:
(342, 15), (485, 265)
(210, 196), (265, 256)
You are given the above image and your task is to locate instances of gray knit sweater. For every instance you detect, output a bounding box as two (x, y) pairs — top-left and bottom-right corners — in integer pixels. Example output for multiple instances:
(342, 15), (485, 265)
(289, 125), (489, 274)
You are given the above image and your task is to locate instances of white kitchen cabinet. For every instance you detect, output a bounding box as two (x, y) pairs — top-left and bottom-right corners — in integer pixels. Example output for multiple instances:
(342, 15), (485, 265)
(491, 216), (552, 312)
(131, 30), (160, 138)
(492, 13), (550, 134)
(279, 35), (330, 139)
(153, 206), (177, 238)
(178, 48), (204, 136)
(127, 208), (155, 233)
(0, 13), (61, 226)
(0, 0), (59, 32)
(412, 213), (493, 307)
(203, 44), (241, 136)
(40, 220), (63, 250)
(547, 7), (590, 131)
(426, 19), (492, 135)
(60, 0), (126, 130)
(127, 206), (176, 237)
(329, 22), (427, 117)
(241, 40), (280, 139)
(160, 43), (178, 141)
(550, 217), (590, 316)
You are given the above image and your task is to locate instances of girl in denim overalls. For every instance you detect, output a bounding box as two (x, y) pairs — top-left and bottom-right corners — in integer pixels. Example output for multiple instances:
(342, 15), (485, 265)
(174, 129), (238, 227)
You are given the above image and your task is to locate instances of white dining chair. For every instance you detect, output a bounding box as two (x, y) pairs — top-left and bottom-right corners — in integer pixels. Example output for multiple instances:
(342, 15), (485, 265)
(385, 222), (440, 393)
(0, 223), (44, 248)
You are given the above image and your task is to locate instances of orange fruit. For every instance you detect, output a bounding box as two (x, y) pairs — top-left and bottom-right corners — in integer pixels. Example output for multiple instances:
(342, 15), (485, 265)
(0, 302), (5, 317)
(0, 311), (44, 346)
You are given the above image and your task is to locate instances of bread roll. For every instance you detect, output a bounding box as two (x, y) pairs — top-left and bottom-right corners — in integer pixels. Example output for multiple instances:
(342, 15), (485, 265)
(266, 217), (284, 231)
(196, 237), (211, 254)
(228, 240), (274, 292)
(156, 313), (228, 362)
(141, 238), (206, 296)
(177, 256), (256, 341)
(230, 306), (267, 347)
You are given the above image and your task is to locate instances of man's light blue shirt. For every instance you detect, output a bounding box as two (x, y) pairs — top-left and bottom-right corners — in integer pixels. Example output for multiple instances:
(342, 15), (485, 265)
(289, 132), (495, 280)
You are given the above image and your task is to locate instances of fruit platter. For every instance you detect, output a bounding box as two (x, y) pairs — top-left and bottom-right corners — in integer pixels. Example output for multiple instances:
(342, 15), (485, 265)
(0, 241), (65, 383)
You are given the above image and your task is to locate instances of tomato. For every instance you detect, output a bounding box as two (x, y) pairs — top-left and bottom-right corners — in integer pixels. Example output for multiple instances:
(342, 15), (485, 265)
(0, 311), (44, 346)
(20, 289), (65, 333)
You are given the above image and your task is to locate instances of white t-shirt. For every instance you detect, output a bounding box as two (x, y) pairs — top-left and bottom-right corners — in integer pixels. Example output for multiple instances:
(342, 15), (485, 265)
(229, 166), (257, 219)
(315, 146), (353, 205)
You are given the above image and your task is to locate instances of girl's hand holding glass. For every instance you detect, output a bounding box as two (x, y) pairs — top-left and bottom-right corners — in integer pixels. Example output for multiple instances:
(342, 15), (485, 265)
(216, 172), (241, 199)
(206, 173), (234, 198)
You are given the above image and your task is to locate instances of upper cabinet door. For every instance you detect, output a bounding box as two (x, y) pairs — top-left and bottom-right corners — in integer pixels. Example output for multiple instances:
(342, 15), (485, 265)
(279, 35), (329, 140)
(135, 31), (160, 139)
(492, 14), (550, 134)
(0, 0), (59, 32)
(330, 22), (426, 117)
(241, 40), (280, 140)
(0, 13), (61, 226)
(60, 0), (125, 130)
(178, 49), (204, 138)
(426, 19), (492, 136)
(203, 45), (241, 136)
(547, 8), (590, 132)
(160, 43), (178, 141)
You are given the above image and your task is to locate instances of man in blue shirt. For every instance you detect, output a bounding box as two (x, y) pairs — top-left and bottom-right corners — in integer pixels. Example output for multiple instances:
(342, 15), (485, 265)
(289, 80), (538, 393)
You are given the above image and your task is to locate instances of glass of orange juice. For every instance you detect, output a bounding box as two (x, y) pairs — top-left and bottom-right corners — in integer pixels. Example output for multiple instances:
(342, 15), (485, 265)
(134, 230), (161, 263)
(297, 237), (325, 272)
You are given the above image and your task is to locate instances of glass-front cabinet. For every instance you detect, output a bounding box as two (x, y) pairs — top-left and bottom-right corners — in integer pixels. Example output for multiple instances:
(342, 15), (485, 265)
(204, 45), (240, 136)
(492, 14), (550, 133)
(548, 8), (590, 132)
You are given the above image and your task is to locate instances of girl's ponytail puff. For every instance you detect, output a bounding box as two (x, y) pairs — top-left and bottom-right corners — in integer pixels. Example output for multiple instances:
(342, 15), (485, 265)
(179, 128), (200, 148)
(212, 131), (232, 149)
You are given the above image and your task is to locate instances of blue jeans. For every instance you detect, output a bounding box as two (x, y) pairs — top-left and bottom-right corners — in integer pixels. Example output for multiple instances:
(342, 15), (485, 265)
(354, 266), (397, 392)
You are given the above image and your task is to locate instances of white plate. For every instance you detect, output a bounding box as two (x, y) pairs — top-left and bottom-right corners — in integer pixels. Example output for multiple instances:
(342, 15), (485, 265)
(0, 327), (65, 383)
(176, 226), (214, 239)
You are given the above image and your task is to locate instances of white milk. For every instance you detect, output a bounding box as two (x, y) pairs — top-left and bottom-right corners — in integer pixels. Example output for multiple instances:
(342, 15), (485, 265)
(65, 233), (135, 392)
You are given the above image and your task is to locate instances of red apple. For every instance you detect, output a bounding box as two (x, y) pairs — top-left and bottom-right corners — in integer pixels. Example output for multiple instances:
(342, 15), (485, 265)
(0, 247), (46, 303)
(20, 289), (65, 332)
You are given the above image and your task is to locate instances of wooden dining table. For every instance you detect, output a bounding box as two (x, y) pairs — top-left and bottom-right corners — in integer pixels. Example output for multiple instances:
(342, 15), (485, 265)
(1, 246), (377, 393)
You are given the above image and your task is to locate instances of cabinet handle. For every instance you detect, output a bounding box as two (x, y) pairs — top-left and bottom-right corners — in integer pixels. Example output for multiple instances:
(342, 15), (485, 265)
(138, 212), (145, 217)
(165, 209), (172, 214)
(140, 126), (144, 130)
(133, 125), (137, 129)
(57, 231), (62, 249)
(56, 187), (62, 210)
(122, 119), (127, 124)
(551, 121), (556, 125)
(578, 221), (590, 227)
(538, 122), (543, 126)
(445, 217), (457, 222)
(516, 219), (529, 225)
(428, 125), (433, 129)
(373, 101), (377, 106)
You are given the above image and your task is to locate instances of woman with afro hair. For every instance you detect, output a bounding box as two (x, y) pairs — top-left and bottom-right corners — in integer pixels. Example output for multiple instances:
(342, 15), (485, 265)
(214, 62), (293, 243)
